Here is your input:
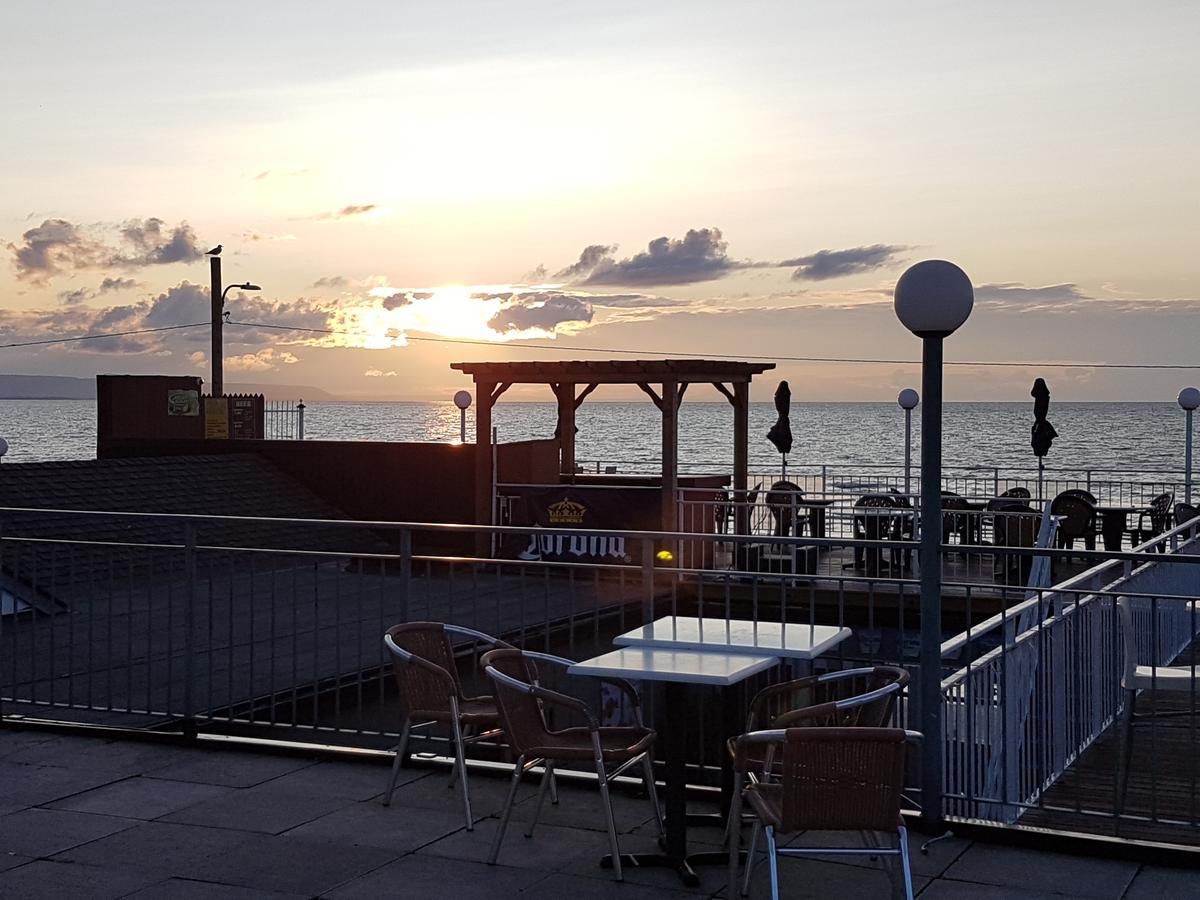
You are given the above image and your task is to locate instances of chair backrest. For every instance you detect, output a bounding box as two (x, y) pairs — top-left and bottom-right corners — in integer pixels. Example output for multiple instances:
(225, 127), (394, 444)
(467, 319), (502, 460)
(1176, 503), (1198, 531)
(777, 727), (908, 832)
(1000, 486), (1031, 499)
(480, 648), (556, 755)
(1148, 492), (1174, 527)
(1050, 492), (1096, 539)
(1062, 488), (1098, 505)
(855, 494), (896, 510)
(384, 623), (462, 716)
(993, 508), (1038, 548)
(765, 666), (910, 730)
(940, 492), (970, 511)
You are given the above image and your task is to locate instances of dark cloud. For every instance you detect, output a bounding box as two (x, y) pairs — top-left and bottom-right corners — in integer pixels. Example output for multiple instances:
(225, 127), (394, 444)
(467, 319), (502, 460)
(380, 292), (412, 310)
(573, 229), (742, 286)
(487, 294), (593, 333)
(58, 287), (93, 306)
(8, 217), (203, 282)
(57, 276), (141, 306)
(521, 264), (549, 283)
(99, 276), (139, 293)
(555, 244), (617, 280)
(315, 204), (378, 221)
(585, 293), (691, 309)
(783, 244), (907, 281)
(312, 275), (349, 289)
(973, 283), (1088, 304)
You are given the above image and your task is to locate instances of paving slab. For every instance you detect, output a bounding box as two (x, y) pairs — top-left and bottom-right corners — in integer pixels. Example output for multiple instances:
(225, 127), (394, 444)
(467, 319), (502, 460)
(53, 820), (255, 876)
(917, 878), (1088, 899)
(0, 758), (130, 811)
(381, 767), (527, 821)
(504, 777), (660, 834)
(717, 855), (931, 899)
(520, 871), (700, 899)
(943, 844), (1138, 899)
(172, 833), (399, 896)
(0, 859), (160, 899)
(766, 827), (971, 878)
(284, 800), (467, 852)
(321, 854), (547, 900)
(1124, 865), (1200, 899)
(122, 877), (309, 899)
(264, 757), (422, 801)
(47, 774), (231, 819)
(0, 807), (136, 858)
(160, 783), (356, 834)
(0, 853), (34, 874)
(2, 736), (190, 775)
(146, 748), (319, 788)
(0, 728), (60, 759)
(417, 816), (613, 872)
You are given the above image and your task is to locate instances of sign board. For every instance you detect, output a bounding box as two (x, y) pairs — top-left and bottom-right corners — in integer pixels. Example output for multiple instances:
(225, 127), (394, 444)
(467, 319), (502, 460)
(230, 396), (259, 439)
(204, 398), (230, 439)
(499, 487), (660, 563)
(166, 389), (200, 416)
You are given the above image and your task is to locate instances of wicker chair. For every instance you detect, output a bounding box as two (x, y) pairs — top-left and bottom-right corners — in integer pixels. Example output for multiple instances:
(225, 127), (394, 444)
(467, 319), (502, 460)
(381, 623), (511, 829)
(1127, 492), (1174, 551)
(481, 648), (662, 882)
(729, 727), (919, 900)
(1050, 491), (1096, 554)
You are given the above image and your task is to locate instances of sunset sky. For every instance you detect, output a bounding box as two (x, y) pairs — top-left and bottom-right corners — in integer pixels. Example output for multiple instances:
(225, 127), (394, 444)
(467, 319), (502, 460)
(2, 1), (1197, 402)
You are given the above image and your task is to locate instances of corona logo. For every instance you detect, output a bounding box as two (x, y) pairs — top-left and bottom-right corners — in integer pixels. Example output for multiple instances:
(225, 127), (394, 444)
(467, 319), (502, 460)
(547, 498), (586, 525)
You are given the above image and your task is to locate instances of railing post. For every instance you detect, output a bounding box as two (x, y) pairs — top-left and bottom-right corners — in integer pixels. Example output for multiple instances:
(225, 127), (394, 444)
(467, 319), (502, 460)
(182, 521), (198, 739)
(993, 467), (999, 500)
(297, 400), (305, 441)
(398, 528), (412, 622)
(641, 537), (655, 625)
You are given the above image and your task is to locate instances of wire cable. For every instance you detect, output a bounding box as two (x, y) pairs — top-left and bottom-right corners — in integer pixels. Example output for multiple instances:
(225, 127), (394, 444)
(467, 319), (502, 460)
(225, 320), (1200, 370)
(0, 322), (209, 350)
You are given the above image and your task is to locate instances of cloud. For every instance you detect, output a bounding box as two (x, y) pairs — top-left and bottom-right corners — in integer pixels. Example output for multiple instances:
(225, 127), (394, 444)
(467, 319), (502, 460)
(487, 293), (593, 333)
(380, 292), (412, 311)
(314, 204), (379, 221)
(571, 229), (744, 286)
(783, 244), (907, 281)
(58, 287), (93, 306)
(225, 348), (299, 372)
(521, 264), (549, 283)
(973, 283), (1088, 305)
(7, 217), (203, 282)
(555, 244), (618, 280)
(585, 293), (691, 309)
(241, 231), (296, 242)
(364, 369), (398, 377)
(99, 276), (139, 293)
(57, 275), (142, 306)
(312, 275), (349, 289)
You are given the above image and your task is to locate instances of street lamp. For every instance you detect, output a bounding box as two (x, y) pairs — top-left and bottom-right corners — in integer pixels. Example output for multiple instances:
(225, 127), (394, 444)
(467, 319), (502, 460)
(454, 390), (473, 443)
(1180, 387), (1199, 504)
(221, 282), (261, 302)
(894, 259), (974, 830)
(898, 388), (919, 498)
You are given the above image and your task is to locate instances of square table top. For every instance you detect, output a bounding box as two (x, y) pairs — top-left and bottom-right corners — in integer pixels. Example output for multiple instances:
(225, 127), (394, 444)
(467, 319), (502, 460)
(568, 647), (778, 686)
(614, 616), (852, 660)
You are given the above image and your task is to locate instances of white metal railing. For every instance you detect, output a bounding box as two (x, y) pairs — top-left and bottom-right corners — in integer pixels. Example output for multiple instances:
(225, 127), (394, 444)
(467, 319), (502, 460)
(264, 400), (305, 440)
(940, 518), (1200, 825)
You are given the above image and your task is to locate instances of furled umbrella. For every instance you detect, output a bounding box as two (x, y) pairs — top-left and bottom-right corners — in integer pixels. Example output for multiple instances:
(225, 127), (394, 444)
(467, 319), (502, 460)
(766, 380), (793, 479)
(1030, 377), (1059, 502)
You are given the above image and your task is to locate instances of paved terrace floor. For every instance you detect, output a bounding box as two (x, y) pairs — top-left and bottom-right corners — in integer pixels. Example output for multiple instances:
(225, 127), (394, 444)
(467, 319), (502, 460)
(2, 728), (1196, 899)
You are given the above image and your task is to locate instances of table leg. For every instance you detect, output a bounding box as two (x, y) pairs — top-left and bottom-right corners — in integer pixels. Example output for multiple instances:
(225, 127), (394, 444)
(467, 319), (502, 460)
(1101, 510), (1125, 552)
(812, 507), (826, 539)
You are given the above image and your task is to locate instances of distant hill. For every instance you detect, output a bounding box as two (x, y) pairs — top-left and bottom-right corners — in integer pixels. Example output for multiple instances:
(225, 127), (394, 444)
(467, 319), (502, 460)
(0, 374), (338, 402)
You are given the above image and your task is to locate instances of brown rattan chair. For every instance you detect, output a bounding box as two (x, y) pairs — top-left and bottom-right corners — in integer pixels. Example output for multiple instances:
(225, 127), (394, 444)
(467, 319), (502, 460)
(481, 648), (662, 882)
(729, 727), (920, 900)
(381, 623), (512, 829)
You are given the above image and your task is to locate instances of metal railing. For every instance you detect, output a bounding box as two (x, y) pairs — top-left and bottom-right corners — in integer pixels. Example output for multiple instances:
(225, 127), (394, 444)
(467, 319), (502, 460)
(264, 399), (305, 440)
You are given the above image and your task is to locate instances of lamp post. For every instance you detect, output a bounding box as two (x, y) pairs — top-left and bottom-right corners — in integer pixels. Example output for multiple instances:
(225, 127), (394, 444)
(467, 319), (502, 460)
(207, 244), (260, 397)
(1180, 387), (1199, 504)
(894, 259), (974, 829)
(898, 388), (919, 499)
(454, 390), (473, 443)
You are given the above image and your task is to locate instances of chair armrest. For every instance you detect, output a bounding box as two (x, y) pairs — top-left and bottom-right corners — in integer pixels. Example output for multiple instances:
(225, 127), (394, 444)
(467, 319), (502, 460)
(383, 635), (457, 693)
(444, 624), (515, 651)
(745, 675), (822, 728)
(529, 682), (600, 730)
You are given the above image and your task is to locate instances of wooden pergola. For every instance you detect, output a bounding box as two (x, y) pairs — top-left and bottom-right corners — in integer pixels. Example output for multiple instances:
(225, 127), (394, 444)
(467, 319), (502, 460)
(449, 359), (776, 534)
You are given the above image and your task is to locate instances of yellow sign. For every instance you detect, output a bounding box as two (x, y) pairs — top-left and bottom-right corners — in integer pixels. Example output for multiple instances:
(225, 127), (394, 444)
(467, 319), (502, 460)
(205, 398), (230, 439)
(547, 498), (586, 525)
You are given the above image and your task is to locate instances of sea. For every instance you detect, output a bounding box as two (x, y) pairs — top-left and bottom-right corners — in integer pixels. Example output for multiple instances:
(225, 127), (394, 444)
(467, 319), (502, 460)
(0, 399), (1189, 479)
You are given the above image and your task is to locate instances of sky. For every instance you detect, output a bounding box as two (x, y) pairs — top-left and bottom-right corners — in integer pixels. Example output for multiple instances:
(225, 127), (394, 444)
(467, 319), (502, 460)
(1, 1), (1197, 402)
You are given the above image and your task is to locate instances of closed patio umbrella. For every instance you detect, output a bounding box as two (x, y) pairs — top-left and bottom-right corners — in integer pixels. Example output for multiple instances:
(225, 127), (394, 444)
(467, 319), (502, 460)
(1031, 377), (1058, 502)
(766, 380), (793, 478)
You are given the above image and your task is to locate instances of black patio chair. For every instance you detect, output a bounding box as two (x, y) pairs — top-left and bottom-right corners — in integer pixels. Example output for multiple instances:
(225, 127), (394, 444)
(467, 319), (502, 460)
(1127, 492), (1174, 551)
(1051, 491), (1096, 557)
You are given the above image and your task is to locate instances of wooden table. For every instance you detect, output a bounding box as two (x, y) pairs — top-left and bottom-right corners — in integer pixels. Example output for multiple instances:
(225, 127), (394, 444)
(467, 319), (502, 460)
(569, 647), (779, 886)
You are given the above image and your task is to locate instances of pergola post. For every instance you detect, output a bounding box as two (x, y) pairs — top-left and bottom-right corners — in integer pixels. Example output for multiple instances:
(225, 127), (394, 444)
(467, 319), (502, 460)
(555, 382), (576, 478)
(661, 379), (679, 533)
(474, 380), (495, 555)
(733, 381), (750, 534)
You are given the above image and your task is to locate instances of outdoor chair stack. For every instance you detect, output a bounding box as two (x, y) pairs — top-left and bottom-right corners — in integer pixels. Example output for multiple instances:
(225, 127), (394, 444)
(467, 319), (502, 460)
(481, 647), (662, 883)
(381, 623), (511, 829)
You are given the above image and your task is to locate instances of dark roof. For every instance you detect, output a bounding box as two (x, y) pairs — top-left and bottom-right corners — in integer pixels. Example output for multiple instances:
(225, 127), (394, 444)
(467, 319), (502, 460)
(0, 454), (377, 553)
(450, 359), (775, 384)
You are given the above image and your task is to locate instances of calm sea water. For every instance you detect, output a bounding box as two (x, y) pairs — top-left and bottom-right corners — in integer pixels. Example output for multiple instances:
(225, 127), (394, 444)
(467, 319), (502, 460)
(0, 399), (1188, 478)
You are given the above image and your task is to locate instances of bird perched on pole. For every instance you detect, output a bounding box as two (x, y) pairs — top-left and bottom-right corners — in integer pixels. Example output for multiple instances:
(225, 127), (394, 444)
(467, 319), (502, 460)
(206, 244), (222, 256)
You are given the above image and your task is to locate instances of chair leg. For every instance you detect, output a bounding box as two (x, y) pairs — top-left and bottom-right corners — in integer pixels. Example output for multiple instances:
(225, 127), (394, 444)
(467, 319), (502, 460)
(549, 768), (559, 806)
(595, 758), (623, 882)
(450, 718), (474, 831)
(727, 772), (744, 899)
(641, 753), (665, 838)
(448, 724), (471, 790)
(741, 820), (761, 896)
(381, 714), (411, 807)
(1118, 690), (1137, 814)
(525, 763), (554, 838)
(765, 826), (780, 900)
(489, 754), (525, 865)
(898, 825), (915, 900)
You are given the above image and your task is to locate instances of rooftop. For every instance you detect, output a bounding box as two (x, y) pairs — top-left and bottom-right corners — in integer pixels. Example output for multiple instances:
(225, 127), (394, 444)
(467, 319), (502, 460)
(2, 727), (1193, 899)
(450, 359), (775, 384)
